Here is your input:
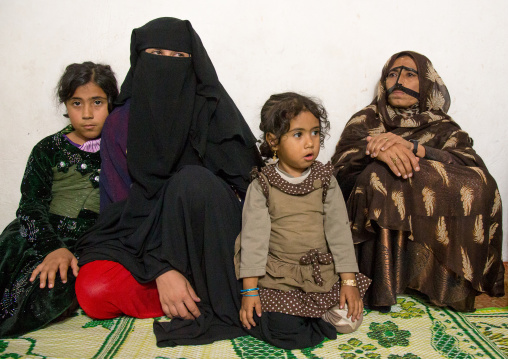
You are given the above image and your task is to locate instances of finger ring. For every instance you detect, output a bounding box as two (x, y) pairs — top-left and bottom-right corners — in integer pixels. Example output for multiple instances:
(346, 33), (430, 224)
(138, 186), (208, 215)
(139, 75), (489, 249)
(391, 157), (397, 165)
(383, 137), (389, 141)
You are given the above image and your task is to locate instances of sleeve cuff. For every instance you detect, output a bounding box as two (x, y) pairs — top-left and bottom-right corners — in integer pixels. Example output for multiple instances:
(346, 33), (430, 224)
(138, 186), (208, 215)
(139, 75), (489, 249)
(335, 263), (359, 273)
(239, 267), (266, 278)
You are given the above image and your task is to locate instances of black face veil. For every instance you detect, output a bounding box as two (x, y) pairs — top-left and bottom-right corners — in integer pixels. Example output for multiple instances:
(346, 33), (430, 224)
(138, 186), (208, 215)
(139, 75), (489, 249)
(386, 65), (420, 99)
(118, 17), (261, 199)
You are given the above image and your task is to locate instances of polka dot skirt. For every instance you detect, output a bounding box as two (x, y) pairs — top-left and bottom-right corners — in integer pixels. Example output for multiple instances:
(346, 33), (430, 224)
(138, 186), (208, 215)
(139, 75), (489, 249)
(260, 273), (371, 318)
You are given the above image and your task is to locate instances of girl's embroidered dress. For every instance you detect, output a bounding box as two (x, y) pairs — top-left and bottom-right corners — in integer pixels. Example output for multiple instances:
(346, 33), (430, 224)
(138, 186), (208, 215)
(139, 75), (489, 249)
(0, 125), (100, 337)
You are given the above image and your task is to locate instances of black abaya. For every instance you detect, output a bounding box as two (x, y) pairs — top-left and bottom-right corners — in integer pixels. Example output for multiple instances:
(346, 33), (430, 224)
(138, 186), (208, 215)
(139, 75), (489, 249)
(77, 18), (262, 345)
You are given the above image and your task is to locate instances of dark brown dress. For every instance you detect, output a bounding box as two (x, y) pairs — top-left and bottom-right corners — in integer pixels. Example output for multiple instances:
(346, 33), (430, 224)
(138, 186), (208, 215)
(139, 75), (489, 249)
(331, 51), (504, 312)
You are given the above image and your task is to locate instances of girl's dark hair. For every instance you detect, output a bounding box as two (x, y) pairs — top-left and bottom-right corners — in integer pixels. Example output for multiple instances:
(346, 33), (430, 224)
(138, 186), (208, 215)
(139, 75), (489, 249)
(57, 62), (118, 116)
(259, 92), (330, 159)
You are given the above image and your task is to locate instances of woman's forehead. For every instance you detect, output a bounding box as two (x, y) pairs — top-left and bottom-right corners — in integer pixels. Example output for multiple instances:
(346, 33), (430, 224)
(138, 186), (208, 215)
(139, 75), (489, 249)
(391, 56), (417, 71)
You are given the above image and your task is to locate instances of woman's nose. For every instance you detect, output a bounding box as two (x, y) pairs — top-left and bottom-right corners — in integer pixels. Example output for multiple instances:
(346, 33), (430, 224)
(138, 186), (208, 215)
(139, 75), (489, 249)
(397, 71), (408, 86)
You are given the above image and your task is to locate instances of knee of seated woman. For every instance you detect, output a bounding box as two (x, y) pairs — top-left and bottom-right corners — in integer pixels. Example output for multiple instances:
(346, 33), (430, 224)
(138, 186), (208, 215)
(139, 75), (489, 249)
(175, 165), (216, 181)
(75, 261), (122, 300)
(75, 262), (123, 319)
(172, 165), (227, 195)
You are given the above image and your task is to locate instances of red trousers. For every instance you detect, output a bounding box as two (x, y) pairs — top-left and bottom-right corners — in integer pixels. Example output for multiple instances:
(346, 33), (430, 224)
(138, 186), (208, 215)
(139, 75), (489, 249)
(75, 260), (165, 319)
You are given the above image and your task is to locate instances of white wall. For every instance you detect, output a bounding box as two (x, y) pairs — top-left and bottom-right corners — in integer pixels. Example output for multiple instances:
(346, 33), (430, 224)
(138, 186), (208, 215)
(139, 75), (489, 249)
(1, 0), (507, 260)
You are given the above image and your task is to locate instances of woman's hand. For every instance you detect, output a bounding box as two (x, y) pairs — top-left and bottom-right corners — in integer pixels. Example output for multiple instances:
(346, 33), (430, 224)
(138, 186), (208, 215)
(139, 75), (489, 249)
(239, 295), (262, 329)
(340, 285), (363, 322)
(30, 248), (78, 289)
(375, 143), (420, 179)
(366, 133), (412, 157)
(155, 270), (201, 320)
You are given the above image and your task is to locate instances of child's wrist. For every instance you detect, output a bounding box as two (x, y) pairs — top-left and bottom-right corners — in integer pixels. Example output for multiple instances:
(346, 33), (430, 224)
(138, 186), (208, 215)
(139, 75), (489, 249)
(341, 279), (357, 287)
(240, 287), (259, 297)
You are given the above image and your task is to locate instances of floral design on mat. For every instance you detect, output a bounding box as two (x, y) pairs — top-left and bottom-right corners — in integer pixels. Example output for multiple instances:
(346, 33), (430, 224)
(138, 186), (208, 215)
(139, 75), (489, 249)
(338, 337), (421, 359)
(367, 321), (411, 348)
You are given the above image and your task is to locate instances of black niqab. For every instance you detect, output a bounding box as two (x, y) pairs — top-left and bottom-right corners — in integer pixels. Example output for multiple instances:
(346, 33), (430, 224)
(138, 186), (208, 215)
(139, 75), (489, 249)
(117, 17), (259, 199)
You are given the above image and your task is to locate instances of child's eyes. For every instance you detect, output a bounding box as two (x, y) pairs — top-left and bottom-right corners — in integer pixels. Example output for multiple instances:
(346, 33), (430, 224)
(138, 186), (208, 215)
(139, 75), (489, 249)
(94, 100), (104, 106)
(72, 101), (81, 107)
(312, 130), (320, 136)
(293, 132), (302, 138)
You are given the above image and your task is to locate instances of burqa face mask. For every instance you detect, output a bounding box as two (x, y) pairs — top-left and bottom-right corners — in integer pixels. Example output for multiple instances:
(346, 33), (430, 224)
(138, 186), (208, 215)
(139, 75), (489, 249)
(386, 66), (420, 99)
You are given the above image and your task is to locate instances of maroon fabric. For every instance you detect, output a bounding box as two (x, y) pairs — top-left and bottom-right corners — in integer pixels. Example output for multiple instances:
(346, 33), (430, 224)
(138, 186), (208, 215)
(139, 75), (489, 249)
(98, 101), (132, 210)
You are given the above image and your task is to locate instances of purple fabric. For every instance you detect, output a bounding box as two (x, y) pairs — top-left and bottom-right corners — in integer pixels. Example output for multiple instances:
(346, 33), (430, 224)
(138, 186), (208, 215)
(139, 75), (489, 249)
(80, 138), (101, 153)
(63, 135), (101, 153)
(63, 134), (81, 148)
(99, 100), (132, 211)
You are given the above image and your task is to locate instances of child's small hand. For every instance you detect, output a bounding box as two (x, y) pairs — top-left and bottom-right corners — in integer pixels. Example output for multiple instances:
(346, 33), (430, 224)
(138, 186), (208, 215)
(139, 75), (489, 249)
(239, 295), (262, 329)
(340, 285), (363, 322)
(30, 248), (79, 289)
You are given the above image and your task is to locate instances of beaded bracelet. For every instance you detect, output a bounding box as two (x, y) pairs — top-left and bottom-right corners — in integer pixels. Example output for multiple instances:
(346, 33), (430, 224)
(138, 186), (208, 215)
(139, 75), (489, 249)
(240, 287), (259, 293)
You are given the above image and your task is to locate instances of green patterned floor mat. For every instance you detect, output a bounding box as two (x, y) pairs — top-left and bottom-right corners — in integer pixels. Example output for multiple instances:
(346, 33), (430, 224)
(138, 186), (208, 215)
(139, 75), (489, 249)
(464, 307), (508, 357)
(1, 296), (506, 358)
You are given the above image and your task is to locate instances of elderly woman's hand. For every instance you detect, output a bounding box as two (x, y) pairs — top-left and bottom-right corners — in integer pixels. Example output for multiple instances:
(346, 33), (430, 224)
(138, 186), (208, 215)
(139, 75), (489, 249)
(156, 270), (202, 320)
(375, 144), (420, 179)
(366, 133), (412, 157)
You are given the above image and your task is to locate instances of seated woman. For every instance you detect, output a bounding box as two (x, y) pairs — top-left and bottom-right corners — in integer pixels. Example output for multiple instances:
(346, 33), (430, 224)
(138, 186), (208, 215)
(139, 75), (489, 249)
(331, 50), (504, 312)
(75, 17), (262, 346)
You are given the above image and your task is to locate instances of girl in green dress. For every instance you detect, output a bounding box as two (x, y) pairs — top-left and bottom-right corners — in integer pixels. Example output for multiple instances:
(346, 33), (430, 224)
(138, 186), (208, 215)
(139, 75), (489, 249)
(0, 62), (118, 337)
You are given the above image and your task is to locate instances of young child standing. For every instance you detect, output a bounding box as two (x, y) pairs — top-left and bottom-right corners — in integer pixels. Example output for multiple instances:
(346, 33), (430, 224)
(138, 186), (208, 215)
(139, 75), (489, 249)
(0, 62), (118, 337)
(237, 92), (370, 349)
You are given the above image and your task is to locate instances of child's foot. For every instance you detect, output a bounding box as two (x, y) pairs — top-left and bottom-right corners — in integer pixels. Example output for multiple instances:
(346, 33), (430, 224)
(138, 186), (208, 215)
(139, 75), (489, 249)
(322, 304), (363, 334)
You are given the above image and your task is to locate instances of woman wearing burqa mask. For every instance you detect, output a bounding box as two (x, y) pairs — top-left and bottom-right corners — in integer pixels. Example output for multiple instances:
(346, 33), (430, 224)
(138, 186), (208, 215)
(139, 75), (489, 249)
(332, 51), (504, 313)
(75, 17), (263, 346)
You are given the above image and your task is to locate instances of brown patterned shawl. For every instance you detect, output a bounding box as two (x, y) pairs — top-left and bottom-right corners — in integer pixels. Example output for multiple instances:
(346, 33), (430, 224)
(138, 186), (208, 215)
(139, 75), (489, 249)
(331, 51), (503, 300)
(332, 51), (486, 200)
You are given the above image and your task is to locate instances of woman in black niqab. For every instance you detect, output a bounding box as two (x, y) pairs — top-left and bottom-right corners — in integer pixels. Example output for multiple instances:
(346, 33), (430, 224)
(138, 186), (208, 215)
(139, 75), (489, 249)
(76, 17), (262, 346)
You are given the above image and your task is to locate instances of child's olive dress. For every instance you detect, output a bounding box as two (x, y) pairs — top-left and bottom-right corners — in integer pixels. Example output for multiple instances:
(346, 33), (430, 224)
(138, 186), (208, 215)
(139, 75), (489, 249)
(0, 126), (100, 337)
